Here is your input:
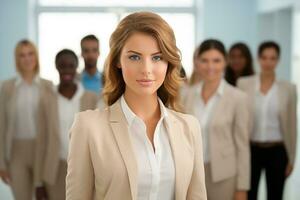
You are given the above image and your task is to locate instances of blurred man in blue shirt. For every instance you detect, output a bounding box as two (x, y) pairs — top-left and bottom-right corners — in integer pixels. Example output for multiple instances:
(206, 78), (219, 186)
(80, 35), (103, 94)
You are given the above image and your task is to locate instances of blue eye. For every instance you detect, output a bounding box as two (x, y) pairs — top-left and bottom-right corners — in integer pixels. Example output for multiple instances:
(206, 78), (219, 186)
(129, 55), (140, 61)
(152, 55), (163, 61)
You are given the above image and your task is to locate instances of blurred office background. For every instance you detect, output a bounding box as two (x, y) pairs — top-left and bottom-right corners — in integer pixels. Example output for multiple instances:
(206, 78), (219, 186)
(1, 0), (300, 199)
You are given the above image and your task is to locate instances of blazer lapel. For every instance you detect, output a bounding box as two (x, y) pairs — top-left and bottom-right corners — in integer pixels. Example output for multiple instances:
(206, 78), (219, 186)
(208, 83), (230, 130)
(164, 113), (187, 200)
(7, 80), (17, 158)
(109, 100), (138, 200)
(276, 81), (288, 133)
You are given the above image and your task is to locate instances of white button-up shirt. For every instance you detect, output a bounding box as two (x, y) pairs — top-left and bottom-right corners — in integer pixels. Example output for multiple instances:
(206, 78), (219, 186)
(193, 80), (225, 163)
(120, 96), (175, 200)
(14, 75), (40, 139)
(252, 77), (282, 142)
(57, 83), (84, 161)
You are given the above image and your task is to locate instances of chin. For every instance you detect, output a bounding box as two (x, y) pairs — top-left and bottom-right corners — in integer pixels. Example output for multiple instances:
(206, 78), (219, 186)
(133, 87), (157, 97)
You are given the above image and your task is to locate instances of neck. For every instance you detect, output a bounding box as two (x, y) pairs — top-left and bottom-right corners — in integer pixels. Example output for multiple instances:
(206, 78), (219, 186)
(124, 90), (160, 122)
(203, 78), (221, 94)
(260, 71), (275, 82)
(21, 72), (35, 84)
(58, 82), (77, 99)
(85, 66), (97, 76)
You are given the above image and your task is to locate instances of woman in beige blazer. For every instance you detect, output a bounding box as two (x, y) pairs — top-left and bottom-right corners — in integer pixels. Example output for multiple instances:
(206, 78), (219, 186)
(66, 12), (207, 200)
(237, 41), (297, 200)
(184, 39), (250, 200)
(0, 40), (53, 200)
(34, 49), (98, 200)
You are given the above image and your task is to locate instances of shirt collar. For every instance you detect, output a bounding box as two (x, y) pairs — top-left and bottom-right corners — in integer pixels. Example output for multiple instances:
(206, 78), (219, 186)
(255, 74), (277, 93)
(120, 95), (168, 127)
(197, 79), (225, 97)
(15, 73), (40, 87)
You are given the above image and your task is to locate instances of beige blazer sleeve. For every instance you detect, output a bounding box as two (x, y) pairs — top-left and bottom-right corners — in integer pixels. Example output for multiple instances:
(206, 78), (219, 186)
(0, 85), (7, 170)
(288, 85), (297, 165)
(66, 113), (94, 200)
(187, 116), (207, 200)
(34, 96), (47, 184)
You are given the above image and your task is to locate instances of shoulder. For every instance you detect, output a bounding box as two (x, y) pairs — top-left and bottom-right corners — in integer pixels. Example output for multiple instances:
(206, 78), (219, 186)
(1, 77), (17, 91)
(40, 78), (53, 88)
(182, 83), (200, 101)
(225, 82), (247, 100)
(237, 75), (256, 87)
(277, 79), (296, 89)
(238, 75), (256, 82)
(277, 80), (297, 98)
(82, 91), (99, 101)
(77, 108), (108, 122)
(74, 108), (109, 130)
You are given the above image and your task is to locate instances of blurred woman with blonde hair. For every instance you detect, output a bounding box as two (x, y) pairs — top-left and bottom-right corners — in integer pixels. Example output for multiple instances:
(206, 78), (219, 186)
(0, 39), (53, 200)
(66, 11), (207, 200)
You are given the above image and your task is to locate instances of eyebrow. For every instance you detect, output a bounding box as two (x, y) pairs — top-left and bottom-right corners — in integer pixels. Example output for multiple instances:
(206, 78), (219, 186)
(126, 50), (162, 56)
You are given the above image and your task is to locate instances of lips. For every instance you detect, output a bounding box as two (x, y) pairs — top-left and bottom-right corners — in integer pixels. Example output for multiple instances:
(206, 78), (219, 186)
(136, 79), (154, 87)
(62, 74), (73, 81)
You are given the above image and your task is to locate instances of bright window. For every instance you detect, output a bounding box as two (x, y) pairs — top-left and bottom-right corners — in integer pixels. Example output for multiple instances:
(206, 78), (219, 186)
(37, 1), (196, 84)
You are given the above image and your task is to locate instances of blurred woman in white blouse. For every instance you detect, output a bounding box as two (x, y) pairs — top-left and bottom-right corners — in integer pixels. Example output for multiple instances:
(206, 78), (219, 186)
(237, 41), (297, 200)
(66, 11), (207, 200)
(184, 39), (250, 200)
(0, 40), (53, 200)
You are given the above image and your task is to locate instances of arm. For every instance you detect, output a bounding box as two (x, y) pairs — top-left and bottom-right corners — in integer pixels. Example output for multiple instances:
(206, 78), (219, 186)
(287, 85), (297, 166)
(187, 117), (207, 200)
(0, 85), (10, 184)
(0, 85), (7, 170)
(233, 93), (250, 191)
(66, 113), (94, 200)
(34, 97), (49, 200)
(34, 97), (47, 185)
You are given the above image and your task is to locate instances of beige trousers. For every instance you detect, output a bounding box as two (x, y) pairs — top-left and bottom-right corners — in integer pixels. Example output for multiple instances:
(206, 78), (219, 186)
(46, 160), (67, 200)
(9, 139), (35, 200)
(205, 163), (236, 200)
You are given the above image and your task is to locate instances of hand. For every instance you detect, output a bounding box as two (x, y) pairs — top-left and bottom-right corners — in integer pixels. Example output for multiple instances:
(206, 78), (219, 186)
(35, 186), (48, 200)
(0, 170), (11, 185)
(285, 163), (293, 177)
(234, 190), (247, 200)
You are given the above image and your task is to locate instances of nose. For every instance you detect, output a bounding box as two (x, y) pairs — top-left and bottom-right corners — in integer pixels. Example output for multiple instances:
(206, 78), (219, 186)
(207, 61), (214, 70)
(141, 58), (153, 76)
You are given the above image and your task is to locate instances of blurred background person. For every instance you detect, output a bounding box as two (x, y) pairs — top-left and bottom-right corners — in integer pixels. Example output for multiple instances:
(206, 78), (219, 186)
(237, 41), (297, 200)
(35, 49), (98, 200)
(225, 42), (255, 86)
(183, 39), (250, 200)
(80, 34), (103, 94)
(0, 40), (53, 200)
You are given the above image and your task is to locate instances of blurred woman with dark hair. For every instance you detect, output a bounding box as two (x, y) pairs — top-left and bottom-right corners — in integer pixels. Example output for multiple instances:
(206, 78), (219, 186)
(225, 42), (255, 86)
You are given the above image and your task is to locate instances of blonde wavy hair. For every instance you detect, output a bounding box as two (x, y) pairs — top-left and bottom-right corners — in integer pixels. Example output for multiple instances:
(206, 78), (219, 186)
(15, 39), (40, 75)
(103, 11), (182, 111)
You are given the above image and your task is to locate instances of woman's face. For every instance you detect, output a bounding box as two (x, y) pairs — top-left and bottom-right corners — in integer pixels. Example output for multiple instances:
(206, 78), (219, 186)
(56, 54), (77, 85)
(259, 48), (279, 73)
(17, 45), (37, 74)
(196, 49), (226, 83)
(119, 32), (168, 97)
(229, 48), (247, 73)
